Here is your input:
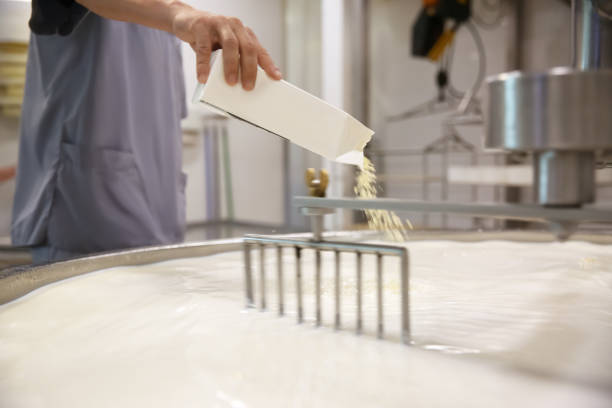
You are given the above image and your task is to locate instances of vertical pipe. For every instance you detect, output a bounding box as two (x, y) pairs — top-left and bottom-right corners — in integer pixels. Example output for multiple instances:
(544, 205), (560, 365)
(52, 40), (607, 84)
(295, 247), (303, 323)
(422, 154), (430, 228)
(573, 0), (612, 70)
(376, 253), (383, 339)
(277, 246), (284, 316)
(571, 0), (579, 67)
(259, 244), (266, 310)
(243, 243), (254, 307)
(356, 251), (363, 334)
(400, 249), (411, 345)
(315, 249), (322, 326)
(470, 151), (479, 229)
(311, 215), (324, 242)
(334, 250), (341, 330)
(204, 122), (221, 223)
(441, 133), (449, 229)
(220, 121), (235, 221)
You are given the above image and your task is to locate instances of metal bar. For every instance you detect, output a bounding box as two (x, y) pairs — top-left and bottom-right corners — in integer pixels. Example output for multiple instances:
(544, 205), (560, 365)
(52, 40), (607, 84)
(422, 153), (430, 228)
(293, 197), (612, 224)
(259, 244), (266, 310)
(315, 249), (322, 326)
(356, 251), (363, 335)
(471, 151), (480, 230)
(203, 123), (221, 222)
(400, 249), (410, 344)
(277, 246), (284, 316)
(376, 253), (383, 339)
(243, 244), (254, 308)
(334, 250), (341, 330)
(295, 247), (303, 324)
(442, 130), (449, 229)
(220, 122), (235, 221)
(244, 235), (406, 256)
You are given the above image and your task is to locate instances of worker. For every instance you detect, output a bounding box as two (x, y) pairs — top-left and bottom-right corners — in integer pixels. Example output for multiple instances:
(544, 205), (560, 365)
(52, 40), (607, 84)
(12, 0), (282, 264)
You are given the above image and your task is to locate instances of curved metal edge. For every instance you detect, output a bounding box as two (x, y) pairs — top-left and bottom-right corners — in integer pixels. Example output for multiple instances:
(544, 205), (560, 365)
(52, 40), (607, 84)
(0, 239), (243, 306)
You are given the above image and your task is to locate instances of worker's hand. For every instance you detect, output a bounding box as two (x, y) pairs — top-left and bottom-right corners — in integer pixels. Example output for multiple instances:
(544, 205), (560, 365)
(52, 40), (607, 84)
(0, 166), (16, 183)
(172, 10), (282, 90)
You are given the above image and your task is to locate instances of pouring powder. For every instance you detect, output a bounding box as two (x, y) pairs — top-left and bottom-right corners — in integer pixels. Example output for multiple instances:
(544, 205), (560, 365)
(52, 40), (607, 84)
(355, 157), (409, 241)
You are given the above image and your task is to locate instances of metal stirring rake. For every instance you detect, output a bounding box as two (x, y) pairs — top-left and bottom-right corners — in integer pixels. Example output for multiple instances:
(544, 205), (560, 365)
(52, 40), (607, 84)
(242, 236), (410, 344)
(243, 168), (411, 344)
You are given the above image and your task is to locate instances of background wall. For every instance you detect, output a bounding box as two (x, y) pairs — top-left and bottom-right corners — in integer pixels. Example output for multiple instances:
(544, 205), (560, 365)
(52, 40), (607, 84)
(0, 0), (30, 242)
(368, 0), (518, 229)
(181, 0), (286, 227)
(0, 0), (608, 244)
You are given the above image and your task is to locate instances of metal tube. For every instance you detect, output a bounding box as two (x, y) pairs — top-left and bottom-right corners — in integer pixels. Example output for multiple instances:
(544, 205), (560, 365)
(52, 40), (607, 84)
(259, 244), (266, 310)
(400, 249), (411, 344)
(277, 246), (284, 316)
(442, 132), (449, 229)
(422, 153), (430, 228)
(376, 253), (383, 339)
(243, 244), (254, 307)
(315, 249), (322, 326)
(470, 151), (479, 229)
(573, 0), (612, 70)
(295, 247), (303, 324)
(311, 215), (324, 242)
(292, 197), (612, 224)
(356, 251), (363, 335)
(334, 250), (341, 330)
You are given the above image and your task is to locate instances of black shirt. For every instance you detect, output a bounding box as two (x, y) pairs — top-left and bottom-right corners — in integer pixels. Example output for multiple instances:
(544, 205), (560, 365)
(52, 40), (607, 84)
(29, 0), (89, 36)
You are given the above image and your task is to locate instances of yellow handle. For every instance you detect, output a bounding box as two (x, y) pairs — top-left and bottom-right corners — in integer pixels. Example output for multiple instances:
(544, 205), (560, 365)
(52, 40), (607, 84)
(427, 29), (455, 62)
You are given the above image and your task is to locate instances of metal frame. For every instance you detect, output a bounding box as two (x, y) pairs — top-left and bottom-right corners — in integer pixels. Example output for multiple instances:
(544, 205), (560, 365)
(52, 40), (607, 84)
(243, 234), (411, 344)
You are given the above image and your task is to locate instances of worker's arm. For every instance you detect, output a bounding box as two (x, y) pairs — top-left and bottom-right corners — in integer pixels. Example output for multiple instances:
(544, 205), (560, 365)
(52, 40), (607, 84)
(75, 0), (282, 90)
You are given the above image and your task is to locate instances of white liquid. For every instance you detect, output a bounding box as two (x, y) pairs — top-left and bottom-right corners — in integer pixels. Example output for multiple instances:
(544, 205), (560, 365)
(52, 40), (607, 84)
(1, 240), (611, 407)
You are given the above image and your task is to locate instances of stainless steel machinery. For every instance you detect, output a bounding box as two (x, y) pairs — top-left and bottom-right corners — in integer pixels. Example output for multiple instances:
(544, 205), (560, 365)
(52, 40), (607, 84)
(485, 0), (612, 208)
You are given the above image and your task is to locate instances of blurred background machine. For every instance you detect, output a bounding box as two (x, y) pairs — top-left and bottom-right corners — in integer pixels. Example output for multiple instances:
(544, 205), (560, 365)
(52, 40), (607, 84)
(486, 0), (612, 237)
(367, 0), (612, 236)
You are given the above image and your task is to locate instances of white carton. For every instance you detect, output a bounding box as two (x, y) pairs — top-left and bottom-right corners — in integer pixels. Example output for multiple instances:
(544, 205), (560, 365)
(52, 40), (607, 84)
(192, 50), (373, 167)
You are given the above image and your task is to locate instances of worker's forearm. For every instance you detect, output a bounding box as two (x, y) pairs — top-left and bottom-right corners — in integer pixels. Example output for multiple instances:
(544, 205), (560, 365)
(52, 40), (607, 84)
(75, 0), (191, 36)
(75, 0), (282, 89)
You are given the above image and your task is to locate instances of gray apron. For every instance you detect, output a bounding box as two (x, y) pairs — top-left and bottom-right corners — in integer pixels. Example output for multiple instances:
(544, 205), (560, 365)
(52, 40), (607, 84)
(12, 13), (187, 262)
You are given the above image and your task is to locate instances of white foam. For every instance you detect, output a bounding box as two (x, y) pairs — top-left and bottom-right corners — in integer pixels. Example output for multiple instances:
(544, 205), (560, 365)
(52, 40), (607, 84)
(1, 240), (611, 407)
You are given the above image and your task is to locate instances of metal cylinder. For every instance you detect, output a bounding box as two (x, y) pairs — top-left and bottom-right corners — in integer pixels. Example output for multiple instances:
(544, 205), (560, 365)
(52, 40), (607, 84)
(486, 69), (612, 152)
(534, 151), (595, 206)
(485, 69), (612, 208)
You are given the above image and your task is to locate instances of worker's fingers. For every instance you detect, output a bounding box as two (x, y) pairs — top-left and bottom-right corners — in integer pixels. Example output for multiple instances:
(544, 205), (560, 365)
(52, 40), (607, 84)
(246, 27), (282, 80)
(217, 21), (240, 86)
(233, 23), (258, 90)
(194, 29), (212, 83)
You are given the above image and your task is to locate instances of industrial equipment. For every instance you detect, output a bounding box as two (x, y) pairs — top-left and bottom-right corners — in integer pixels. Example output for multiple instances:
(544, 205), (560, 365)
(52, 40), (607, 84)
(485, 0), (612, 211)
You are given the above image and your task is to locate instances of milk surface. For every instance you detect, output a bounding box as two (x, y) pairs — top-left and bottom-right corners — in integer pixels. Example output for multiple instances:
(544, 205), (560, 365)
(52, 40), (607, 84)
(1, 240), (611, 407)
